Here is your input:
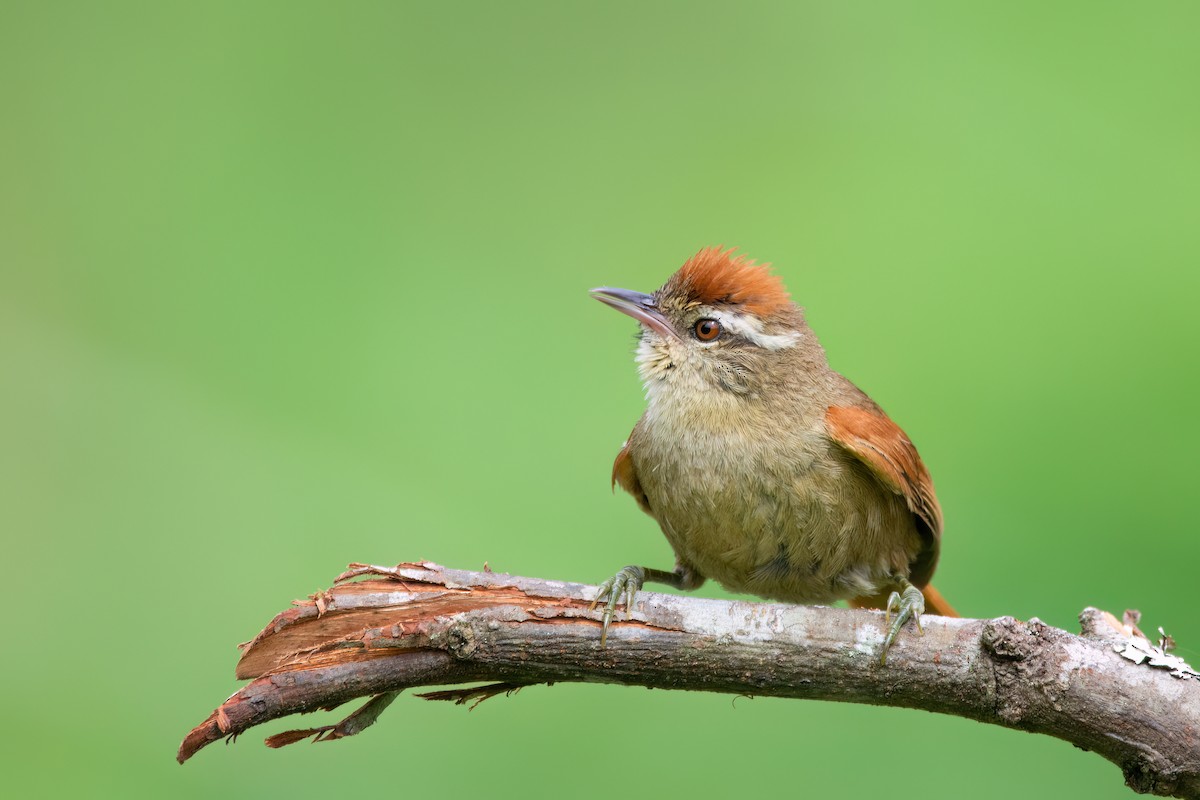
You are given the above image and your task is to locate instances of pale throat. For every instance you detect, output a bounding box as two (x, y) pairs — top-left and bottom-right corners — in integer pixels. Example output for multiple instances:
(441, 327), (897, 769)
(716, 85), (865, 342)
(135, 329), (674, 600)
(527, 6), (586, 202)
(634, 347), (772, 437)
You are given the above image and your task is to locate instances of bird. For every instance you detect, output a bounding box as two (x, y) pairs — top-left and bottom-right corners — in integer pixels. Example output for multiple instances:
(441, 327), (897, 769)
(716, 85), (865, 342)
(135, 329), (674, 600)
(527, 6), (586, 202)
(589, 246), (957, 663)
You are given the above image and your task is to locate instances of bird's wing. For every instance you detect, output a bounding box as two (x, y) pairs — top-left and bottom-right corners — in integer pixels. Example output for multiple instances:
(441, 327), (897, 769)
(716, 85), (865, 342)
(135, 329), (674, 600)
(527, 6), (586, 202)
(612, 435), (653, 516)
(825, 404), (943, 588)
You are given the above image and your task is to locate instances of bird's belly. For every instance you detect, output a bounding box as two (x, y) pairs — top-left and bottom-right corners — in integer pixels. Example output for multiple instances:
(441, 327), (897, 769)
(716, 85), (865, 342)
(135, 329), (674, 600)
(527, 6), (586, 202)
(636, 435), (920, 604)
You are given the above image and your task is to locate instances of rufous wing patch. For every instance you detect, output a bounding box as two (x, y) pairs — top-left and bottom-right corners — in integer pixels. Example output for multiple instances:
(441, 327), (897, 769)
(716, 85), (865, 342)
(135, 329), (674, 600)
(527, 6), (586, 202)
(666, 247), (791, 318)
(612, 437), (653, 516)
(825, 404), (944, 541)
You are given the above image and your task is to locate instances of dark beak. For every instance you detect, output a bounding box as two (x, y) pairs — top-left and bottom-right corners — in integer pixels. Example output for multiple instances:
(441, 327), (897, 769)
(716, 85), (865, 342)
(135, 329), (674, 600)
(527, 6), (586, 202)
(589, 287), (681, 341)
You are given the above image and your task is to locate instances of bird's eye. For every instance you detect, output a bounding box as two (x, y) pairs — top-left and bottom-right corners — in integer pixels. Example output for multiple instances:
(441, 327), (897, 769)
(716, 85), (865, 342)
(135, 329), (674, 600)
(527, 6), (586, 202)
(694, 318), (721, 341)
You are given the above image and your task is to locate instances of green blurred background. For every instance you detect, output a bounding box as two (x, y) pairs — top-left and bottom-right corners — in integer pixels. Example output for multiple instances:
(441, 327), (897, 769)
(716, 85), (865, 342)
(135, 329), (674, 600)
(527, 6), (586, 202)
(3, 2), (1197, 797)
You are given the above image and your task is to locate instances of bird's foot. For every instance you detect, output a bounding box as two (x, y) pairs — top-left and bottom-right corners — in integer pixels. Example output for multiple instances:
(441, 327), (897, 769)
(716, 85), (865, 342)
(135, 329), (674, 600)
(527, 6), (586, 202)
(881, 580), (925, 665)
(589, 565), (645, 647)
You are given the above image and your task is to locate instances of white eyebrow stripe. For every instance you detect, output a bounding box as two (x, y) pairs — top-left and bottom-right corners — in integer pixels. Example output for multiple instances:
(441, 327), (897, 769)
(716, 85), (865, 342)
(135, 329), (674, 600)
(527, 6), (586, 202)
(715, 311), (801, 350)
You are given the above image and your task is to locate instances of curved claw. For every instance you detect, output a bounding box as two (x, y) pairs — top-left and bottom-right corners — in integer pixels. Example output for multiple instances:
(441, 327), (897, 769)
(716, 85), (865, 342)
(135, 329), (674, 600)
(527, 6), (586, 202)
(589, 565), (646, 647)
(880, 583), (925, 665)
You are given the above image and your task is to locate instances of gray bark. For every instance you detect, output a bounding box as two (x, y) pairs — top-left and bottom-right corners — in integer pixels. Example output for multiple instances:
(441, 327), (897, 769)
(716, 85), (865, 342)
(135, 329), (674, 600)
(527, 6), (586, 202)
(178, 562), (1200, 798)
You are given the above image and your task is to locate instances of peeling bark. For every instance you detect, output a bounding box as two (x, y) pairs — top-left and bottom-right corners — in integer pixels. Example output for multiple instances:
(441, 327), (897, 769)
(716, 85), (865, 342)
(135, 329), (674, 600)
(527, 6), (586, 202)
(178, 562), (1200, 798)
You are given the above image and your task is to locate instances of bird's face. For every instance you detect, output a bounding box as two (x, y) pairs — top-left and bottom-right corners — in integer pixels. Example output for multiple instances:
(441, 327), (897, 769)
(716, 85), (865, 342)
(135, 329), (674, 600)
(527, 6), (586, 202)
(591, 248), (805, 399)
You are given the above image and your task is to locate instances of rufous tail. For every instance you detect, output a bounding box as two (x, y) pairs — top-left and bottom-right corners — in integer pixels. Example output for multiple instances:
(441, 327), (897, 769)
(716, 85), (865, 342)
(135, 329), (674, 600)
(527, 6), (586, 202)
(918, 583), (958, 617)
(849, 583), (959, 618)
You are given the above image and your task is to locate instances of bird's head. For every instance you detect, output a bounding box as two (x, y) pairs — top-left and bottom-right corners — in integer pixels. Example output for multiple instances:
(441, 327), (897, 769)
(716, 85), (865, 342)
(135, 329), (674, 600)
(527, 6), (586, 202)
(591, 247), (812, 399)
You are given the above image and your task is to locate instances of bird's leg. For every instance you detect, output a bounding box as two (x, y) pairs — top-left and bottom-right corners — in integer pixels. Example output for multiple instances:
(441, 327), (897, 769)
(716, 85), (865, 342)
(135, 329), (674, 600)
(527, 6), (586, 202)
(880, 575), (925, 665)
(590, 562), (703, 646)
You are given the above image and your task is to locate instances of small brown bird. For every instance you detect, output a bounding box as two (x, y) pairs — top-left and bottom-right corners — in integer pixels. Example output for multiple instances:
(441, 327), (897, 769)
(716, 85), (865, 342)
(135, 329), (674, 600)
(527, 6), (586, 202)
(590, 247), (957, 662)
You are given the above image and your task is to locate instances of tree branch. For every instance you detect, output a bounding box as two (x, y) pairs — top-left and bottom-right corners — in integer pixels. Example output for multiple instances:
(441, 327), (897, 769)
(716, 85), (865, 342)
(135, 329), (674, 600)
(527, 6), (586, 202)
(178, 562), (1200, 798)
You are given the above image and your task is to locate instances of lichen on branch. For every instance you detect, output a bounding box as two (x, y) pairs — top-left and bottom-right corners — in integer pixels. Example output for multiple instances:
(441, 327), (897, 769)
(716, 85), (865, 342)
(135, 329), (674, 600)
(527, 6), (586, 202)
(178, 562), (1200, 799)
